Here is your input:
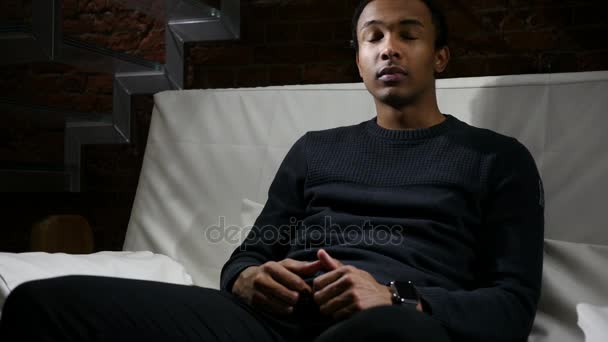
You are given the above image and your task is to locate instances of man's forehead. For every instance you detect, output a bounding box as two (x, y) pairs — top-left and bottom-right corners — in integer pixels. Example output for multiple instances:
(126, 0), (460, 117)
(357, 0), (430, 29)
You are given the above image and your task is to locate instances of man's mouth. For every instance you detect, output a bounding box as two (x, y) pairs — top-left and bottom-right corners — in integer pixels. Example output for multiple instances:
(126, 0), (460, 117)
(377, 66), (407, 82)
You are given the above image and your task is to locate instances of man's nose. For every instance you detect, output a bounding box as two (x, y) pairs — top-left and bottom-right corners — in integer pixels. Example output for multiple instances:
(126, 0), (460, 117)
(380, 37), (401, 60)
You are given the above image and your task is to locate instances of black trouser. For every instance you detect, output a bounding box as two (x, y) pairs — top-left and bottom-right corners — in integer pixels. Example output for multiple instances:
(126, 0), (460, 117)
(0, 276), (452, 342)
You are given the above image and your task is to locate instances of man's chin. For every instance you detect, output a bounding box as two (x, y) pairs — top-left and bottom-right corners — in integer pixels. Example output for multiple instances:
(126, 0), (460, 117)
(377, 91), (416, 109)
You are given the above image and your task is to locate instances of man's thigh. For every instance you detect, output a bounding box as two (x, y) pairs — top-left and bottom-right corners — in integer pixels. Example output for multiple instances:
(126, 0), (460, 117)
(0, 275), (283, 342)
(314, 305), (452, 342)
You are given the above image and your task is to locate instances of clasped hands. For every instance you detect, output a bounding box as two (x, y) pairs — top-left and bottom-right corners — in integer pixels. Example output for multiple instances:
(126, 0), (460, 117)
(232, 249), (397, 320)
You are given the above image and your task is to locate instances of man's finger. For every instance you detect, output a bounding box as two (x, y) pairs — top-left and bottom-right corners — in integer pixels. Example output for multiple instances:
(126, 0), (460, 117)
(313, 275), (349, 306)
(281, 259), (322, 278)
(318, 290), (351, 317)
(265, 262), (311, 293)
(251, 291), (294, 316)
(254, 274), (299, 306)
(331, 302), (358, 321)
(317, 249), (343, 270)
(312, 268), (344, 292)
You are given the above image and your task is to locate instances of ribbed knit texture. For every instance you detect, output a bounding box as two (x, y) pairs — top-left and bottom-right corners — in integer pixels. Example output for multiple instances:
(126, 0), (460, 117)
(221, 115), (544, 342)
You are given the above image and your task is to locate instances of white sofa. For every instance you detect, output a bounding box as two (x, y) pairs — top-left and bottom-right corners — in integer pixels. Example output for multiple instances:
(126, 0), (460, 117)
(3, 71), (608, 341)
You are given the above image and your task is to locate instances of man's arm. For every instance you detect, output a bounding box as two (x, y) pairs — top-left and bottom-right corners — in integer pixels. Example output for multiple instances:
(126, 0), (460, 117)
(220, 134), (309, 293)
(416, 139), (544, 342)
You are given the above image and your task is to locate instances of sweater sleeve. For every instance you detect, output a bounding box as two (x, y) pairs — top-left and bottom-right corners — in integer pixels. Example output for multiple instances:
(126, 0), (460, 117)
(219, 134), (309, 293)
(416, 139), (544, 342)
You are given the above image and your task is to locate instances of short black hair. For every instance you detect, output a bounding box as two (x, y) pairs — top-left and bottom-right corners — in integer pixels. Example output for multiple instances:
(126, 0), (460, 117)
(350, 0), (448, 51)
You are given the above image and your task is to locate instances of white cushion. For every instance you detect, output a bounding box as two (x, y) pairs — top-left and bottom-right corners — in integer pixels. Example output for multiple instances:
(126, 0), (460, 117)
(577, 303), (608, 342)
(530, 240), (608, 342)
(0, 251), (193, 313)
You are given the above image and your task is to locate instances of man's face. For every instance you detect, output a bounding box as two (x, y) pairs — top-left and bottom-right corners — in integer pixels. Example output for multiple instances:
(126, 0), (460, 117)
(355, 0), (449, 108)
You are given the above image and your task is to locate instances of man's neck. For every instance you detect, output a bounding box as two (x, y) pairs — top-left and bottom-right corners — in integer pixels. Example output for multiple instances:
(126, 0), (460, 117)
(374, 91), (445, 130)
(374, 95), (445, 130)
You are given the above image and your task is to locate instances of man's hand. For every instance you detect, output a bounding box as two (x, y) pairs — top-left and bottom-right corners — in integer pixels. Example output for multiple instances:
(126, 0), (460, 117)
(232, 259), (322, 316)
(312, 249), (393, 320)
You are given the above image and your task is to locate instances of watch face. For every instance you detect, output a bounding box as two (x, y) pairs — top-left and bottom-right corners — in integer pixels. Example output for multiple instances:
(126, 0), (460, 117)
(395, 281), (418, 301)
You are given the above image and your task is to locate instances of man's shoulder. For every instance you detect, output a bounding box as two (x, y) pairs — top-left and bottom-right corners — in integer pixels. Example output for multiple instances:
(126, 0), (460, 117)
(449, 117), (526, 156)
(304, 121), (366, 142)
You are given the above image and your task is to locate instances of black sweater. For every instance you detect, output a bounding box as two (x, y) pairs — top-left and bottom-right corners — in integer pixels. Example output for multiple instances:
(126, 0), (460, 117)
(220, 114), (544, 342)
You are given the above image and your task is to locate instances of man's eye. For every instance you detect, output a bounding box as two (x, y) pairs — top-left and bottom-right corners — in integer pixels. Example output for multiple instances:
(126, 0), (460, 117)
(401, 33), (417, 40)
(368, 33), (383, 42)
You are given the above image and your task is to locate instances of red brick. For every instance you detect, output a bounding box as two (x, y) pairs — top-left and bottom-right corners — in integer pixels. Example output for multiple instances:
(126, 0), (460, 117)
(577, 50), (608, 71)
(254, 46), (318, 64)
(244, 3), (280, 23)
(63, 0), (79, 18)
(446, 9), (483, 39)
(62, 73), (87, 94)
(269, 65), (302, 85)
(85, 0), (111, 13)
(444, 54), (539, 78)
(190, 45), (254, 66)
(479, 11), (505, 33)
(333, 19), (353, 42)
(501, 8), (572, 32)
(275, 1), (349, 21)
(188, 65), (205, 89)
(137, 29), (165, 63)
(109, 31), (145, 52)
(557, 27), (608, 50)
(86, 74), (113, 94)
(75, 33), (113, 50)
(484, 55), (539, 75)
(453, 33), (511, 56)
(539, 52), (578, 73)
(63, 19), (92, 35)
(302, 62), (358, 84)
(316, 46), (356, 62)
(503, 30), (557, 51)
(266, 23), (300, 43)
(572, 4), (608, 26)
(206, 68), (237, 89)
(0, 0), (28, 20)
(467, 0), (508, 10)
(242, 20), (266, 44)
(30, 76), (61, 93)
(506, 0), (553, 10)
(299, 21), (336, 42)
(442, 56), (487, 78)
(236, 66), (269, 88)
(29, 62), (75, 75)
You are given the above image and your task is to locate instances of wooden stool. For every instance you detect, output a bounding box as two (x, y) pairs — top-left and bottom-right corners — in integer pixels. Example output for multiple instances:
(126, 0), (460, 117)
(30, 215), (95, 254)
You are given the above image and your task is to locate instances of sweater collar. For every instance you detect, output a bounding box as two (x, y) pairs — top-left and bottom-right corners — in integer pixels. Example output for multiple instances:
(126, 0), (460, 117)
(365, 114), (458, 140)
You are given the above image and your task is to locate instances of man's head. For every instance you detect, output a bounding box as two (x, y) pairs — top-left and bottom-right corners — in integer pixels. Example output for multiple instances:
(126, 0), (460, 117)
(352, 0), (450, 109)
(351, 0), (448, 52)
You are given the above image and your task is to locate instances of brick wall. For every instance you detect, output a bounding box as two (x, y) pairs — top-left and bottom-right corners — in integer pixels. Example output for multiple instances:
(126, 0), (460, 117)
(0, 0), (31, 23)
(62, 0), (166, 62)
(188, 0), (608, 88)
(0, 0), (606, 252)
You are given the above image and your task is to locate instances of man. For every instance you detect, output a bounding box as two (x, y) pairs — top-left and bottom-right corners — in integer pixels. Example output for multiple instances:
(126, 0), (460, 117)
(0, 0), (543, 341)
(222, 0), (543, 341)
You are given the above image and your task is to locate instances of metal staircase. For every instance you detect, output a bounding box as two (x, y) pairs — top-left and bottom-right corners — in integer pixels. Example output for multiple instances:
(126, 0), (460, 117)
(0, 0), (240, 191)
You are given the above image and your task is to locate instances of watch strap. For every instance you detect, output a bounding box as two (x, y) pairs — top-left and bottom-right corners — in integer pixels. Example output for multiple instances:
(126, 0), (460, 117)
(387, 280), (419, 306)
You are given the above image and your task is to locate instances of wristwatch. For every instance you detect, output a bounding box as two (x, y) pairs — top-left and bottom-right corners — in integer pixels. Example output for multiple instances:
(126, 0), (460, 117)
(387, 280), (420, 306)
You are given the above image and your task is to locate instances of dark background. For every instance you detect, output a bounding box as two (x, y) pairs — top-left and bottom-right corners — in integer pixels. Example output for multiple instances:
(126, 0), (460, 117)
(1, 0), (607, 252)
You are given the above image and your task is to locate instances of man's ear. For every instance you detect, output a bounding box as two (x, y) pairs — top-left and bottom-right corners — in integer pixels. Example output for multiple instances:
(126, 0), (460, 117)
(434, 46), (450, 73)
